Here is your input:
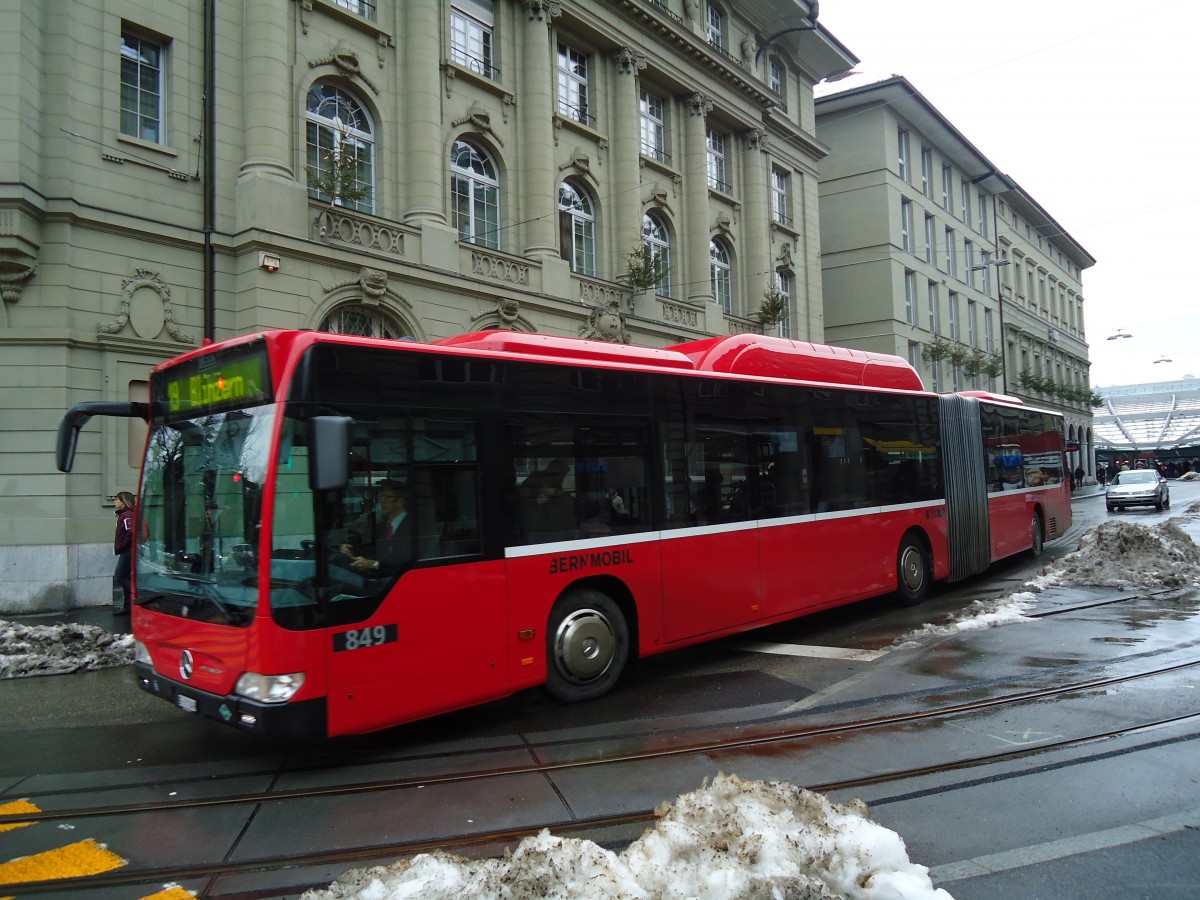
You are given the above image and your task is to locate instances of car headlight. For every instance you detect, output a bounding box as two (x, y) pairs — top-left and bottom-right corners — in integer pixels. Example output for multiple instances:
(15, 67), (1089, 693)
(134, 640), (152, 666)
(235, 671), (306, 704)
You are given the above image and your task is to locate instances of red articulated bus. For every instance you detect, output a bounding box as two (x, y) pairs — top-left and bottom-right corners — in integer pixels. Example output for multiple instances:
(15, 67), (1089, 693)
(57, 330), (1070, 739)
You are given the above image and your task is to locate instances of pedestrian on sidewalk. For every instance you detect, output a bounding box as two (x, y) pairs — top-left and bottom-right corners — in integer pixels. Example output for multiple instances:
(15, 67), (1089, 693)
(113, 491), (136, 615)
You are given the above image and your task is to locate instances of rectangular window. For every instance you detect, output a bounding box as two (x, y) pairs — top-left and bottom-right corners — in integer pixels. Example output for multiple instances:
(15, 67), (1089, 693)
(942, 164), (952, 212)
(707, 127), (730, 192)
(921, 147), (932, 197)
(775, 271), (792, 338)
(977, 190), (988, 236)
(556, 43), (591, 125)
(640, 90), (668, 163)
(948, 291), (959, 341)
(960, 181), (970, 224)
(924, 213), (935, 265)
(927, 281), (940, 334)
(120, 31), (163, 143)
(769, 59), (783, 96)
(771, 168), (791, 225)
(331, 0), (377, 20)
(450, 1), (496, 79)
(944, 227), (956, 278)
(968, 299), (978, 347)
(706, 4), (724, 47)
(964, 239), (975, 287)
(900, 198), (913, 253)
(980, 250), (992, 294)
(985, 308), (995, 354)
(904, 270), (917, 326)
(897, 127), (910, 182)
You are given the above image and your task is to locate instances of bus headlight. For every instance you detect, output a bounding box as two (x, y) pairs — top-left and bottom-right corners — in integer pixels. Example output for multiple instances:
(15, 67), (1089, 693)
(134, 641), (152, 666)
(235, 671), (306, 704)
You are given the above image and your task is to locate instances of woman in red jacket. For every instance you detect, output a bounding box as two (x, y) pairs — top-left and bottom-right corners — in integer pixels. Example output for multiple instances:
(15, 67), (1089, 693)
(113, 491), (136, 615)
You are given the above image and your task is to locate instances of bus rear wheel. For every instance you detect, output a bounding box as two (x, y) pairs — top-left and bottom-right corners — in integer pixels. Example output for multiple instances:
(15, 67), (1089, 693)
(896, 534), (931, 607)
(1028, 512), (1044, 558)
(545, 589), (629, 703)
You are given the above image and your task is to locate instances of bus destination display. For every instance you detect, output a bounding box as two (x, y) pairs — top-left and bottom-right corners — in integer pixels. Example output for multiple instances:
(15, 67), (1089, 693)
(155, 343), (272, 417)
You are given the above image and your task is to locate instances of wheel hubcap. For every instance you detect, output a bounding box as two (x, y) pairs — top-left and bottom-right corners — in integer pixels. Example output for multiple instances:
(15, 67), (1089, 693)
(555, 608), (615, 683)
(900, 547), (924, 593)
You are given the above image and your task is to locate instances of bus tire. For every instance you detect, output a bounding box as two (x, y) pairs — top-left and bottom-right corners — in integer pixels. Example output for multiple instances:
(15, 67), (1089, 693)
(545, 589), (629, 703)
(896, 534), (931, 607)
(1028, 511), (1044, 558)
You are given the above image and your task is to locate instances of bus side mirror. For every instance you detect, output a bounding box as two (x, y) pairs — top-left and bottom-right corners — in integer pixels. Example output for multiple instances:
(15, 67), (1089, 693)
(309, 416), (351, 493)
(56, 401), (151, 473)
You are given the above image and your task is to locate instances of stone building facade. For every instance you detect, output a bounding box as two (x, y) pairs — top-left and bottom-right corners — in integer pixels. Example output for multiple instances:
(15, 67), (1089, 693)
(815, 76), (1096, 479)
(0, 0), (849, 611)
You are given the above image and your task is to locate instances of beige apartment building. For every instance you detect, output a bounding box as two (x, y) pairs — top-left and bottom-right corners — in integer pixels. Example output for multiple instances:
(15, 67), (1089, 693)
(815, 76), (1096, 478)
(0, 0), (852, 612)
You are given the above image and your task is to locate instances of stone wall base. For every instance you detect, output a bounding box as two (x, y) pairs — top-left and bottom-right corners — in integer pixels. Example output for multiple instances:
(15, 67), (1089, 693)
(0, 543), (114, 615)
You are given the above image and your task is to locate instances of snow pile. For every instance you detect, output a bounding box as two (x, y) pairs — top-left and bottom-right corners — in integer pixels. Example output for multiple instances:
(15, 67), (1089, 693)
(0, 620), (134, 678)
(1177, 472), (1200, 482)
(1043, 519), (1200, 590)
(894, 592), (1038, 644)
(301, 773), (952, 900)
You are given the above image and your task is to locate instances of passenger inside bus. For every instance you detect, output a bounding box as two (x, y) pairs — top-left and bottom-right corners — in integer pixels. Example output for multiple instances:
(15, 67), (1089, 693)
(521, 461), (577, 542)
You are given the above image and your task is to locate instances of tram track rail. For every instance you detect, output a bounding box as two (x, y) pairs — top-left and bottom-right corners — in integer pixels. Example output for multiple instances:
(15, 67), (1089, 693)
(5, 653), (1200, 897)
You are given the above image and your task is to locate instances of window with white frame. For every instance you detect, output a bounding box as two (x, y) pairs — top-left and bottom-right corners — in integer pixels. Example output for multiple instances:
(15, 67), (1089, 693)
(305, 83), (375, 213)
(330, 0), (377, 20)
(769, 58), (784, 96)
(897, 127), (910, 182)
(639, 90), (668, 163)
(977, 190), (988, 236)
(558, 181), (596, 276)
(711, 240), (733, 314)
(706, 127), (730, 192)
(904, 270), (917, 326)
(948, 291), (959, 341)
(941, 164), (952, 212)
(921, 147), (932, 198)
(960, 181), (970, 224)
(968, 299), (978, 347)
(908, 341), (921, 372)
(928, 281), (940, 334)
(556, 43), (591, 125)
(120, 31), (164, 143)
(642, 212), (671, 297)
(775, 270), (792, 338)
(924, 213), (936, 265)
(900, 198), (913, 253)
(706, 3), (724, 47)
(449, 0), (495, 79)
(980, 250), (991, 294)
(984, 308), (995, 354)
(450, 138), (500, 248)
(771, 168), (790, 225)
(944, 227), (956, 278)
(964, 239), (975, 287)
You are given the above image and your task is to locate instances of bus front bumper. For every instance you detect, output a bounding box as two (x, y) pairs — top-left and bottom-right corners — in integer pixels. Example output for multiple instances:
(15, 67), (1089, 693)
(135, 662), (327, 740)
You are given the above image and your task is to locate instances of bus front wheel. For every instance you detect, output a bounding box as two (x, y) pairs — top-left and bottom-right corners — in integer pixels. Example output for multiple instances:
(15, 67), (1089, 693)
(1029, 512), (1044, 558)
(896, 534), (931, 607)
(545, 589), (629, 703)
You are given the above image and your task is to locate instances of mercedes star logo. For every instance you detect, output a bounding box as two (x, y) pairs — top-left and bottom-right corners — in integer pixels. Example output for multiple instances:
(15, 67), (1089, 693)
(180, 649), (194, 681)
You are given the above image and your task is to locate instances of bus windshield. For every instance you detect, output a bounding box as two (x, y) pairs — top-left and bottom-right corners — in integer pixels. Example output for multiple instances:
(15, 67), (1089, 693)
(136, 405), (275, 626)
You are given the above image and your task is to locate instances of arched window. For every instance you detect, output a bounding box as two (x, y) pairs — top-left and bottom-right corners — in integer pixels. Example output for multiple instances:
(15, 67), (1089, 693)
(305, 83), (375, 214)
(710, 239), (732, 314)
(642, 212), (671, 297)
(450, 139), (500, 249)
(320, 305), (408, 339)
(558, 181), (596, 276)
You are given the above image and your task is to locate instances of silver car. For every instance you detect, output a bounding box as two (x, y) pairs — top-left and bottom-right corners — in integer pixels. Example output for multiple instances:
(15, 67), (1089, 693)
(1106, 469), (1170, 512)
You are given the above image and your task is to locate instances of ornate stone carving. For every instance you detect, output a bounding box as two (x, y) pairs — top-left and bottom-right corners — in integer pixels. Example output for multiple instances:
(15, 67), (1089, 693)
(99, 269), (194, 343)
(687, 92), (713, 117)
(471, 250), (530, 286)
(658, 299), (700, 328)
(0, 263), (36, 303)
(321, 267), (412, 309)
(471, 296), (533, 331)
(309, 43), (379, 94)
(452, 104), (503, 146)
(524, 0), (562, 23)
(614, 48), (647, 76)
(579, 294), (629, 343)
(644, 186), (674, 216)
(559, 147), (593, 178)
(315, 208), (405, 256)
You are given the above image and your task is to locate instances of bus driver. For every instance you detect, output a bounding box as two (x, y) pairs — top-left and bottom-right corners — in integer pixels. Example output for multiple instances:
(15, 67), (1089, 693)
(341, 480), (413, 575)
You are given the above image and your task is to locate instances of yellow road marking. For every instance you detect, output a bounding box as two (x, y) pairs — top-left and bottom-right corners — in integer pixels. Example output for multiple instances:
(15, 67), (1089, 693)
(0, 838), (125, 884)
(139, 888), (195, 900)
(0, 801), (40, 833)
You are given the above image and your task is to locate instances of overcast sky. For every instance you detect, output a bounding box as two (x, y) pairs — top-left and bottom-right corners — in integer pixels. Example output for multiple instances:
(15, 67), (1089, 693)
(815, 0), (1200, 389)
